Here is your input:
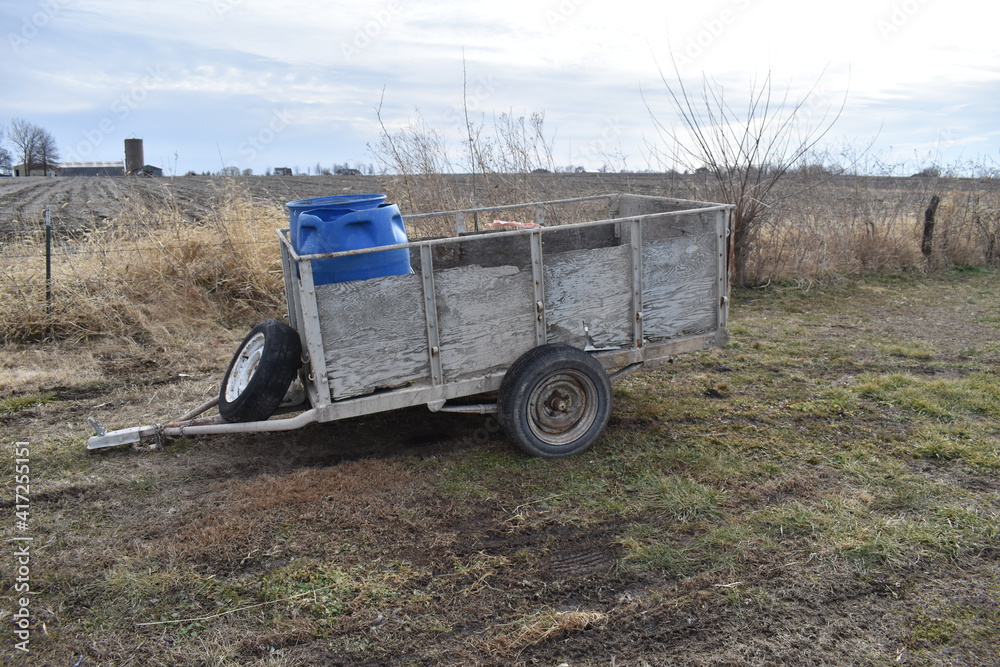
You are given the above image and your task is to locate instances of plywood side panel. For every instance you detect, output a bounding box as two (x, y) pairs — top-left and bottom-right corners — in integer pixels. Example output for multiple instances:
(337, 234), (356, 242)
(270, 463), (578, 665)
(316, 274), (430, 399)
(434, 264), (536, 379)
(544, 244), (633, 348)
(641, 234), (719, 340)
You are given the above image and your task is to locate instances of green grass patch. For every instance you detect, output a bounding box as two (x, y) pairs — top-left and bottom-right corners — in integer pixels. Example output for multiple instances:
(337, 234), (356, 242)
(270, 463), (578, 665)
(856, 372), (1000, 421)
(620, 520), (768, 576)
(909, 602), (1000, 653)
(910, 426), (1000, 470)
(626, 474), (728, 525)
(974, 313), (1000, 326)
(2, 391), (56, 414)
(872, 337), (936, 359)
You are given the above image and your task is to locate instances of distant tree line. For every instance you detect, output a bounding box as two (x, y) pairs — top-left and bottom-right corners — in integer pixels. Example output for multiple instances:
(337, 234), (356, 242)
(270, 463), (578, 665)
(209, 162), (377, 177)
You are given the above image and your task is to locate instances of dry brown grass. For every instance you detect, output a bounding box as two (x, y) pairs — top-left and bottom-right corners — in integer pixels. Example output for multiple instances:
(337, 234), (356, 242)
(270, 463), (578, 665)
(0, 178), (286, 344)
(154, 459), (426, 568)
(745, 176), (1000, 282)
(485, 609), (608, 657)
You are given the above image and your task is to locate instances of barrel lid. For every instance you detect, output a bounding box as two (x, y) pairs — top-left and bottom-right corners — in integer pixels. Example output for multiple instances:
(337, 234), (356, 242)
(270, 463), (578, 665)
(286, 194), (386, 209)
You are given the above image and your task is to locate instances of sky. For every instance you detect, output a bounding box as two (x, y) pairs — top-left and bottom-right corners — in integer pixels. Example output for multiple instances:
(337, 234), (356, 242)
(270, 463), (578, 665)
(2, 0), (999, 176)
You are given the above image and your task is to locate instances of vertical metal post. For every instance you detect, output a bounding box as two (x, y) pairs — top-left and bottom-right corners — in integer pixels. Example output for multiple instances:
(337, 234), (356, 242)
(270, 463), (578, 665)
(420, 245), (443, 385)
(296, 259), (332, 408)
(534, 204), (545, 227)
(278, 235), (301, 332)
(630, 218), (644, 348)
(44, 205), (52, 339)
(529, 230), (546, 345)
(717, 209), (731, 330)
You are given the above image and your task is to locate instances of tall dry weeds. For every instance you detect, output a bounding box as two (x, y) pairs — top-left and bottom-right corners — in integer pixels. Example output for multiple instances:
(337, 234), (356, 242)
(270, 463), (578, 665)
(741, 169), (1000, 282)
(0, 178), (286, 344)
(370, 107), (556, 217)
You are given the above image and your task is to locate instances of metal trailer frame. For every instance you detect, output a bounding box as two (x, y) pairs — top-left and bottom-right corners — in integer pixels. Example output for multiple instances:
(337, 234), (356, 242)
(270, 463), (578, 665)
(87, 193), (732, 451)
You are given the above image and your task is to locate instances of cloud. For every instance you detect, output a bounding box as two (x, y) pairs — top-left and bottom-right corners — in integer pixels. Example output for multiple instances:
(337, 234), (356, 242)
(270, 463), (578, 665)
(2, 0), (998, 173)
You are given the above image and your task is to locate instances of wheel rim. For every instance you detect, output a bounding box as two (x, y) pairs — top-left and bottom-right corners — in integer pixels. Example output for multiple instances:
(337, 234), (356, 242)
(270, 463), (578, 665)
(526, 370), (600, 447)
(225, 332), (266, 402)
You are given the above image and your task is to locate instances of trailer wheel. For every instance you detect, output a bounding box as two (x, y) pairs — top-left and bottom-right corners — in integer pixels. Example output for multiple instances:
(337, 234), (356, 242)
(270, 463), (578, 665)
(498, 344), (612, 457)
(219, 319), (302, 423)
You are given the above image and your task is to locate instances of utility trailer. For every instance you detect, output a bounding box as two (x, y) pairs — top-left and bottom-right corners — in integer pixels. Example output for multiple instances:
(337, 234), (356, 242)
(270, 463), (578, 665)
(87, 194), (733, 457)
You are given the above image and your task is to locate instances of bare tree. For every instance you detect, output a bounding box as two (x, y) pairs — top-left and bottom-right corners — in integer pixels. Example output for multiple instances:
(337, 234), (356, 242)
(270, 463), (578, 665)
(8, 118), (59, 175)
(646, 67), (845, 285)
(38, 127), (59, 174)
(0, 124), (12, 174)
(9, 118), (40, 174)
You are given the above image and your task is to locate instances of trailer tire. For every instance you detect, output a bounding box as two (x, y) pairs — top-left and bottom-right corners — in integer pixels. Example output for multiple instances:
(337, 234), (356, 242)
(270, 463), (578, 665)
(219, 319), (302, 423)
(498, 344), (612, 457)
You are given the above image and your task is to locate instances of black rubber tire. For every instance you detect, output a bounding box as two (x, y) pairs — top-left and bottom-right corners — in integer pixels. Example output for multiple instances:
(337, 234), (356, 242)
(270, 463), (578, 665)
(497, 344), (612, 457)
(218, 319), (302, 423)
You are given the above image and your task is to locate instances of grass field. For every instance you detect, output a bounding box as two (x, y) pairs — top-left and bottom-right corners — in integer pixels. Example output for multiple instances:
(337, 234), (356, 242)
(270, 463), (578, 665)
(0, 174), (998, 665)
(2, 268), (998, 664)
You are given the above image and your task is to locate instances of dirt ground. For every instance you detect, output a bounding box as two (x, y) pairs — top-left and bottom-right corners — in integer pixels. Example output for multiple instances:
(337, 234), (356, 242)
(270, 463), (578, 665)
(1, 269), (997, 666)
(0, 170), (946, 233)
(0, 172), (670, 234)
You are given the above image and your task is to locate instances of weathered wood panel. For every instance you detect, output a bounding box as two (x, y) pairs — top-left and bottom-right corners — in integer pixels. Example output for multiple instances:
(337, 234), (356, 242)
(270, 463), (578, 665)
(618, 209), (719, 246)
(541, 224), (619, 254)
(430, 233), (533, 271)
(316, 273), (430, 399)
(434, 264), (536, 380)
(544, 244), (633, 349)
(613, 193), (718, 217)
(641, 233), (719, 340)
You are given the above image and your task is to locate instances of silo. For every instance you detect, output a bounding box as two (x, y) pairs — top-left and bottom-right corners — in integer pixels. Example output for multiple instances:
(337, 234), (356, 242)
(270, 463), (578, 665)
(124, 138), (144, 174)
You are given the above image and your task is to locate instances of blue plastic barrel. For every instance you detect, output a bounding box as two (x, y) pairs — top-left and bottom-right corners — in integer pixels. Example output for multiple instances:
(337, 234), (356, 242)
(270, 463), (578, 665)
(286, 194), (386, 253)
(294, 203), (411, 285)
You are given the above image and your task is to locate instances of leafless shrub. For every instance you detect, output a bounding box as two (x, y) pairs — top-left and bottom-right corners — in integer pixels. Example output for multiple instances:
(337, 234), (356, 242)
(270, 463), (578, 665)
(645, 66), (845, 285)
(369, 89), (556, 220)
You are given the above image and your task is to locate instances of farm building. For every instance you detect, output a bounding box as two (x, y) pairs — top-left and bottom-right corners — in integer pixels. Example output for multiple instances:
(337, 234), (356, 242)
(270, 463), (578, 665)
(274, 167), (293, 176)
(12, 163), (56, 177)
(134, 164), (163, 177)
(58, 161), (125, 177)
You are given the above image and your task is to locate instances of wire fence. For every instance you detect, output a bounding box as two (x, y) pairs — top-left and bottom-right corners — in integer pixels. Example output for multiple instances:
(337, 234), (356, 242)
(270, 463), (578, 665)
(1, 204), (289, 342)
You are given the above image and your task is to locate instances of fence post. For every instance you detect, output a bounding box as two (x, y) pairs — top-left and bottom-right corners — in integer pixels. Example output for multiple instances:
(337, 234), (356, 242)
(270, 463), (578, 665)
(921, 195), (940, 258)
(45, 205), (52, 339)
